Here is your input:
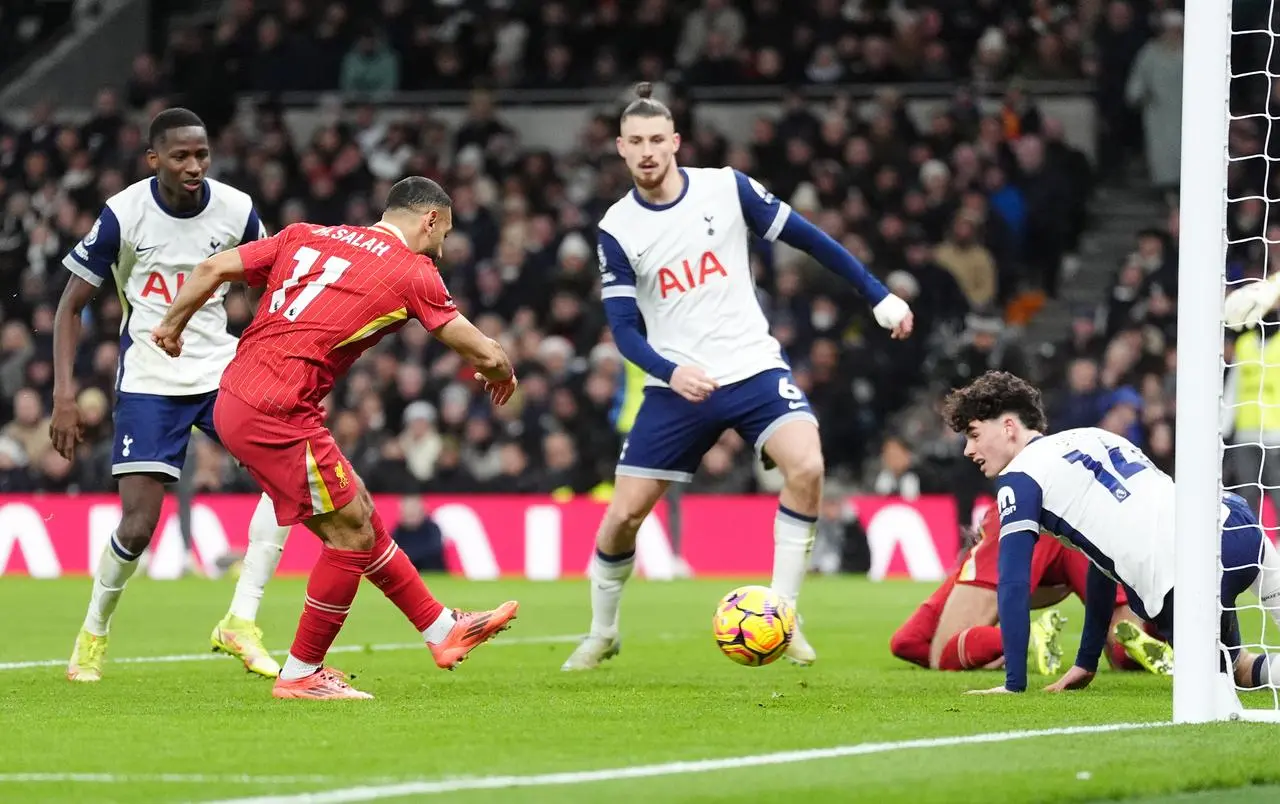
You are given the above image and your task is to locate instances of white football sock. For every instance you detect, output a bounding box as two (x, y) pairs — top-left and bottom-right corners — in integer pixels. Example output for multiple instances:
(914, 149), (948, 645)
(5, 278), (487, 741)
(227, 493), (289, 622)
(589, 549), (635, 638)
(83, 531), (142, 636)
(771, 505), (817, 606)
(422, 608), (456, 644)
(280, 653), (321, 681)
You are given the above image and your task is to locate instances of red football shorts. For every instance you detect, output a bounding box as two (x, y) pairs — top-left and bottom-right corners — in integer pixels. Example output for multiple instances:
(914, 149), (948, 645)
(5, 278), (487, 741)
(955, 528), (1129, 607)
(214, 391), (358, 526)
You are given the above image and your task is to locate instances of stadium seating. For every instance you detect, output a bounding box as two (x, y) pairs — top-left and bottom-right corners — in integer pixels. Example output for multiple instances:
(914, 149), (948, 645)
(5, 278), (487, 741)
(0, 0), (1164, 500)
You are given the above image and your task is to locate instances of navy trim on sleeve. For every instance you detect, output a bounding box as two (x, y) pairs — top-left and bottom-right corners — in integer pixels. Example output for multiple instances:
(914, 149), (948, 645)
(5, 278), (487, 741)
(597, 230), (637, 300)
(241, 206), (265, 244)
(733, 170), (792, 242)
(63, 206), (121, 288)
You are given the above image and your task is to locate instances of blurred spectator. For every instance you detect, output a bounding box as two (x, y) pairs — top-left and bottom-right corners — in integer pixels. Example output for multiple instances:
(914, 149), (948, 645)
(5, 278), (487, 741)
(867, 436), (943, 501)
(1126, 10), (1184, 194)
(810, 496), (870, 575)
(399, 401), (442, 483)
(341, 29), (400, 95)
(392, 495), (446, 572)
(933, 212), (998, 309)
(1050, 358), (1106, 432)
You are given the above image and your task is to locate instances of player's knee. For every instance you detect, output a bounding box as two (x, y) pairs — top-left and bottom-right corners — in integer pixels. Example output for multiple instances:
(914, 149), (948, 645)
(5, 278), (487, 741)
(889, 627), (930, 668)
(315, 496), (375, 551)
(116, 508), (162, 555)
(603, 502), (647, 539)
(783, 451), (825, 493)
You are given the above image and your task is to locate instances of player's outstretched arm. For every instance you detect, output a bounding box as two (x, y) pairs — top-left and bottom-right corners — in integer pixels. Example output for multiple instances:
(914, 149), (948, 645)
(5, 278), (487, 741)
(1045, 565), (1115, 692)
(431, 316), (518, 406)
(732, 170), (913, 339)
(153, 250), (247, 357)
(50, 276), (99, 461)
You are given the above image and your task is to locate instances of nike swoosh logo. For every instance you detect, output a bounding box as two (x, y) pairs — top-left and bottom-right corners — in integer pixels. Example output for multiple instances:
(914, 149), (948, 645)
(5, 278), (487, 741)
(788, 401), (808, 410)
(136, 244), (159, 254)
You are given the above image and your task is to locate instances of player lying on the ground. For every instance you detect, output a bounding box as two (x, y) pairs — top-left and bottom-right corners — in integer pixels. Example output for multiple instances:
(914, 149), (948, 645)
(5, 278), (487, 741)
(152, 176), (519, 700)
(56, 107), (290, 682)
(942, 370), (1280, 694)
(562, 83), (913, 671)
(890, 506), (1173, 675)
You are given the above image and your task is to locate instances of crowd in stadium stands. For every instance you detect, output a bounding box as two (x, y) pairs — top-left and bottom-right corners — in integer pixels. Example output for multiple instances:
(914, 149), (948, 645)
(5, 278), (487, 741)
(0, 0), (1191, 517)
(0, 0), (78, 79)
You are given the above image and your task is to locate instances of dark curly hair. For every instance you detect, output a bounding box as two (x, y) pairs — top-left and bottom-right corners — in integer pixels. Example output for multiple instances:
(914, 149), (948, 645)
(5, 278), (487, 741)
(942, 371), (1047, 433)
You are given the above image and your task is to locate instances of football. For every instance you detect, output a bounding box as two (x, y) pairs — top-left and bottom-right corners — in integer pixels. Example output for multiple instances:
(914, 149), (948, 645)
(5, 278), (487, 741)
(712, 585), (796, 666)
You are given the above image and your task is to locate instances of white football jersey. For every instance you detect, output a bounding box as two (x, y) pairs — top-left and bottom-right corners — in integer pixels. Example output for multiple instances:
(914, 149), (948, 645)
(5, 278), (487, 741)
(996, 427), (1176, 616)
(63, 178), (263, 395)
(596, 167), (790, 387)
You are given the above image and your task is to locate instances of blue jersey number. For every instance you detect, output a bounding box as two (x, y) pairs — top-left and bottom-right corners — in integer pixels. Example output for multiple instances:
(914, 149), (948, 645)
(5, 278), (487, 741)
(1063, 447), (1149, 502)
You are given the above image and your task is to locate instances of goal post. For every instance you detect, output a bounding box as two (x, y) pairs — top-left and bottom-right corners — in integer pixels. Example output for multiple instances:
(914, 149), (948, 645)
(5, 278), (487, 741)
(1173, 0), (1233, 724)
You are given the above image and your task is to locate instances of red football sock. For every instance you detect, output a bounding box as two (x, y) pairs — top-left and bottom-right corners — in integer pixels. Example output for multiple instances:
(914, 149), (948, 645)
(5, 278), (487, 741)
(365, 508), (445, 632)
(1109, 639), (1141, 671)
(938, 626), (1004, 671)
(290, 546), (370, 664)
(890, 604), (942, 668)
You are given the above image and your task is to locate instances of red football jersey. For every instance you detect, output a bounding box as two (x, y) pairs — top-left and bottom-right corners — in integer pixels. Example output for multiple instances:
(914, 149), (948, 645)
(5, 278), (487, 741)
(220, 221), (458, 421)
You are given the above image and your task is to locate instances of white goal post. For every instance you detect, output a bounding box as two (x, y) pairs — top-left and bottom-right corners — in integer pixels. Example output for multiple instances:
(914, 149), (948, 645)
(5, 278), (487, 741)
(1175, 0), (1280, 723)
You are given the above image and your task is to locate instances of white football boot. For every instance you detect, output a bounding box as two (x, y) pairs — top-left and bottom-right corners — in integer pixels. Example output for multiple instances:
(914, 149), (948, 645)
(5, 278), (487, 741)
(561, 634), (621, 671)
(785, 615), (817, 666)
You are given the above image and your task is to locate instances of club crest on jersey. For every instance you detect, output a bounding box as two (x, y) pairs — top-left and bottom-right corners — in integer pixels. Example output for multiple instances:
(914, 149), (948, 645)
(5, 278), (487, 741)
(207, 237), (222, 255)
(335, 462), (350, 489)
(657, 251), (727, 299)
(704, 214), (715, 235)
(84, 217), (102, 246)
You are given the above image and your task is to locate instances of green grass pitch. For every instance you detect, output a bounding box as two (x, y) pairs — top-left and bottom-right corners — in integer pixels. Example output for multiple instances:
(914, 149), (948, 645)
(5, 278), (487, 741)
(2, 574), (1279, 803)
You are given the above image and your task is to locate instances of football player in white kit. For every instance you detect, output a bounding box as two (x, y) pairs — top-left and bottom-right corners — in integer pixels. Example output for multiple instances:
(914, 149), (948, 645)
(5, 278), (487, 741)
(52, 109), (290, 681)
(943, 371), (1280, 694)
(561, 84), (914, 671)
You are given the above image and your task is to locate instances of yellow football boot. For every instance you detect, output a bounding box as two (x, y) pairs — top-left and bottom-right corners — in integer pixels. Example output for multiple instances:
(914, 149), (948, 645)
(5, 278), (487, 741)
(67, 629), (108, 682)
(211, 615), (281, 678)
(1029, 609), (1066, 675)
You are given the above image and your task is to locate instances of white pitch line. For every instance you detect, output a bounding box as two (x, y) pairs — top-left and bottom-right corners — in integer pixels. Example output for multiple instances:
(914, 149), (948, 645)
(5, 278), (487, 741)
(0, 634), (581, 672)
(0, 774), (352, 785)
(201, 721), (1175, 804)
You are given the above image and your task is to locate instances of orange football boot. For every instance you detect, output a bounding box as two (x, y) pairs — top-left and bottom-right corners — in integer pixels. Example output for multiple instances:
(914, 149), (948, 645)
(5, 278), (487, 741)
(271, 667), (373, 700)
(429, 601), (519, 670)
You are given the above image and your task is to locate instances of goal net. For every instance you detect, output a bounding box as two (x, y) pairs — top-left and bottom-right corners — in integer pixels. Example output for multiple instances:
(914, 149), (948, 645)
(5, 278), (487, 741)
(1179, 0), (1280, 723)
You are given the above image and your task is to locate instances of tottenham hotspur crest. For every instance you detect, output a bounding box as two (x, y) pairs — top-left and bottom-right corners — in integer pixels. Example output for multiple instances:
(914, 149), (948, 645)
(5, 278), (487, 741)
(704, 214), (715, 236)
(207, 237), (222, 256)
(121, 435), (133, 457)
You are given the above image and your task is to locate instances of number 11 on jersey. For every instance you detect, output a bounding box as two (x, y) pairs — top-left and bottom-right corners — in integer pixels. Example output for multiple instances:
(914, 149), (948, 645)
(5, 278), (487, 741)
(268, 246), (351, 321)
